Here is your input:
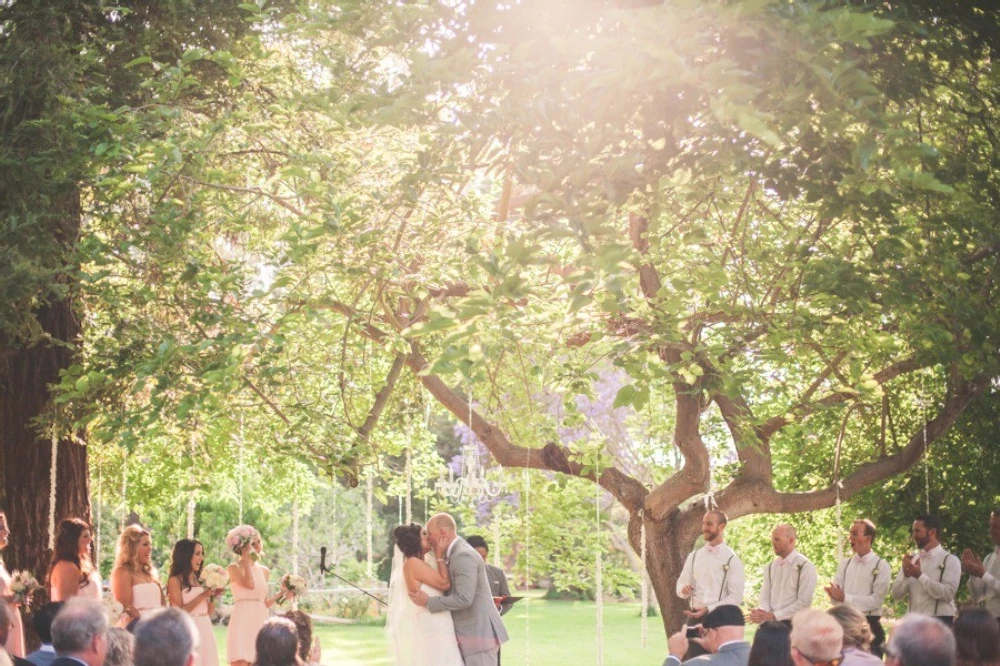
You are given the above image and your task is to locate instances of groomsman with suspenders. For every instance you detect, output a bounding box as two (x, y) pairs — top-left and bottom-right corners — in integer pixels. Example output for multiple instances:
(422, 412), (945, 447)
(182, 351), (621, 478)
(961, 508), (1000, 622)
(748, 524), (817, 627)
(890, 513), (960, 626)
(824, 519), (891, 657)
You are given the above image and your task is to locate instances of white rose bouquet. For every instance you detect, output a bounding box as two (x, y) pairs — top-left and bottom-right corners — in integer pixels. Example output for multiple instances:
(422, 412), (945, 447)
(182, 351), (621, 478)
(103, 595), (125, 624)
(280, 573), (307, 599)
(8, 571), (40, 605)
(199, 563), (230, 591)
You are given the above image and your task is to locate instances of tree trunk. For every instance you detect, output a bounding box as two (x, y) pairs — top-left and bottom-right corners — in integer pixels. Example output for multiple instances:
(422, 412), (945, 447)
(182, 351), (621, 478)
(632, 508), (702, 635)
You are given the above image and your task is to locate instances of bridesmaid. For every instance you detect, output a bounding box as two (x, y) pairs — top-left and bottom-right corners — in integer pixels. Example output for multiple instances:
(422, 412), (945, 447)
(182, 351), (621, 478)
(225, 525), (288, 666)
(167, 539), (220, 666)
(111, 525), (163, 628)
(0, 511), (25, 657)
(48, 517), (102, 601)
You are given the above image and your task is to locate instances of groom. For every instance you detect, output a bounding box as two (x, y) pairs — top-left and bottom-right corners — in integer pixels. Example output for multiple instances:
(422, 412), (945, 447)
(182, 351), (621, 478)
(410, 513), (509, 666)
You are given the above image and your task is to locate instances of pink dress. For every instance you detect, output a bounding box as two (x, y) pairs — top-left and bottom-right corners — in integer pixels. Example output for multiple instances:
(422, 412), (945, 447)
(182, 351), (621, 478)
(226, 564), (268, 663)
(78, 570), (103, 599)
(183, 585), (219, 666)
(0, 562), (25, 657)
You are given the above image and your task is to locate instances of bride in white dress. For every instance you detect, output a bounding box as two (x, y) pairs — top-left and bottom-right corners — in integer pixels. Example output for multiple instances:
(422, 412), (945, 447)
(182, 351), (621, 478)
(386, 523), (464, 666)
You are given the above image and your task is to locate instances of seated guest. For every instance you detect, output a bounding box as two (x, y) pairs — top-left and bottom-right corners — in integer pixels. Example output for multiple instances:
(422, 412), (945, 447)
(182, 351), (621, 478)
(50, 598), (108, 666)
(748, 620), (795, 666)
(26, 602), (63, 666)
(827, 604), (881, 666)
(132, 608), (198, 666)
(953, 608), (1000, 666)
(0, 600), (31, 666)
(102, 628), (134, 666)
(662, 604), (750, 666)
(255, 618), (303, 666)
(884, 614), (955, 666)
(789, 609), (843, 666)
(283, 611), (320, 666)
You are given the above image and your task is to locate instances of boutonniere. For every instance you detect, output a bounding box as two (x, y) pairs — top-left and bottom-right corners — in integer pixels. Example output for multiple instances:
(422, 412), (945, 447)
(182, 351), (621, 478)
(723, 564), (730, 573)
(938, 562), (947, 572)
(871, 568), (879, 579)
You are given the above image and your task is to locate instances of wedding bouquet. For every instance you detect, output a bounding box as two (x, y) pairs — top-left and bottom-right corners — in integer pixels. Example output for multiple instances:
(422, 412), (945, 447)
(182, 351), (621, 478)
(103, 595), (125, 624)
(7, 571), (40, 605)
(225, 525), (258, 559)
(199, 563), (230, 591)
(280, 573), (307, 598)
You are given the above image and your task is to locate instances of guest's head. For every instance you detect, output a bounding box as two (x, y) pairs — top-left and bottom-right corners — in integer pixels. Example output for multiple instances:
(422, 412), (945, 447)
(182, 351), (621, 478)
(168, 539), (204, 588)
(954, 607), (1000, 666)
(748, 620), (795, 666)
(466, 535), (490, 561)
(790, 609), (843, 666)
(393, 523), (425, 558)
(255, 617), (303, 666)
(885, 614), (955, 666)
(849, 519), (877, 555)
(50, 518), (94, 576)
(33, 601), (65, 645)
(133, 608), (198, 666)
(104, 627), (135, 666)
(827, 604), (873, 652)
(425, 513), (457, 551)
(51, 597), (109, 666)
(700, 604), (745, 653)
(115, 525), (153, 575)
(283, 610), (313, 663)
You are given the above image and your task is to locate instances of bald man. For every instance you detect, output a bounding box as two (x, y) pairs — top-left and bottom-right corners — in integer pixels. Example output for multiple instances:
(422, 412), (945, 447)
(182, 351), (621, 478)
(748, 524), (817, 626)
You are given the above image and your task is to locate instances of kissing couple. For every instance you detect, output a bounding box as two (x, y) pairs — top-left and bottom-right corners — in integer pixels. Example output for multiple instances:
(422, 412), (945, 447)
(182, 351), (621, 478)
(386, 513), (509, 666)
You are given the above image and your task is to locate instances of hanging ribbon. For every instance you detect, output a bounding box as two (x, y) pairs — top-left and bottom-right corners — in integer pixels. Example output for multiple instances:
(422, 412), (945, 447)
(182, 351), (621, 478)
(48, 422), (58, 550)
(595, 472), (603, 666)
(640, 510), (648, 648)
(366, 470), (374, 579)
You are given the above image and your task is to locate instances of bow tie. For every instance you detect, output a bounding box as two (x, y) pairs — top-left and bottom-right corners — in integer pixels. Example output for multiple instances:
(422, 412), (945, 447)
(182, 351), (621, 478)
(706, 545), (720, 554)
(853, 554), (865, 565)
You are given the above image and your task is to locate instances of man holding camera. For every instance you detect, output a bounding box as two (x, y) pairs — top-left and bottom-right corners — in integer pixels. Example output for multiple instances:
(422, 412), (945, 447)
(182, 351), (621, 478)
(662, 605), (750, 666)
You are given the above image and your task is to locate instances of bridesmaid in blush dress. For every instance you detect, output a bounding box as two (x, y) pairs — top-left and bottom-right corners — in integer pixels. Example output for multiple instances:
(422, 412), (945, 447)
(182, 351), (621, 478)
(111, 525), (164, 628)
(48, 518), (102, 602)
(225, 526), (288, 666)
(0, 511), (25, 657)
(167, 539), (220, 666)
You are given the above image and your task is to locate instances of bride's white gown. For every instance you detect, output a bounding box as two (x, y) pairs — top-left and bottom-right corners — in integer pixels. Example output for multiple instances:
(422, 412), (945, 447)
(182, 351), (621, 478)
(386, 550), (464, 666)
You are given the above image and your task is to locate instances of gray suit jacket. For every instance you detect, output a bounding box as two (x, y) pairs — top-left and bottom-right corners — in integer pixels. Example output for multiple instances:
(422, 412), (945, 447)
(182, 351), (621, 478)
(663, 641), (751, 666)
(427, 537), (510, 657)
(485, 562), (513, 616)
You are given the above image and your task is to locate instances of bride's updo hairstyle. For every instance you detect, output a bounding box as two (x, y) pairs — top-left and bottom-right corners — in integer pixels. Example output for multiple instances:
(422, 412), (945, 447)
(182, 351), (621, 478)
(393, 523), (423, 558)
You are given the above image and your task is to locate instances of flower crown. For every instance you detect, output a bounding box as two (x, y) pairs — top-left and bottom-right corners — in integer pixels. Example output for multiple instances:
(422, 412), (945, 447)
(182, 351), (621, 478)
(225, 525), (259, 556)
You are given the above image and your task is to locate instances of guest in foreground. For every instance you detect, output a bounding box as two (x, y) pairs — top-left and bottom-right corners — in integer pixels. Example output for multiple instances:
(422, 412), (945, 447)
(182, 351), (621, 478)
(884, 614), (955, 666)
(747, 620), (794, 666)
(662, 604), (750, 666)
(111, 525), (163, 629)
(133, 608), (199, 666)
(953, 607), (1000, 666)
(283, 611), (320, 666)
(103, 628), (134, 666)
(49, 597), (108, 666)
(825, 519), (891, 657)
(827, 604), (881, 666)
(789, 609), (842, 666)
(254, 618), (302, 666)
(0, 600), (30, 666)
(167, 539), (219, 666)
(0, 513), (25, 657)
(25, 602), (63, 666)
(48, 519), (101, 602)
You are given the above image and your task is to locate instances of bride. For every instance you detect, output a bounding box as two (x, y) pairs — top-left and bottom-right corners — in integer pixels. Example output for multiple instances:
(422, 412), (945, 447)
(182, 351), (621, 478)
(386, 523), (465, 666)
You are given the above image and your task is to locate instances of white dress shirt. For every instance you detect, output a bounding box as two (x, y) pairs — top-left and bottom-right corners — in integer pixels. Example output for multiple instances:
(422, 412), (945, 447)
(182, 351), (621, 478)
(759, 550), (817, 621)
(890, 544), (960, 617)
(968, 546), (1000, 616)
(676, 542), (745, 611)
(833, 550), (891, 616)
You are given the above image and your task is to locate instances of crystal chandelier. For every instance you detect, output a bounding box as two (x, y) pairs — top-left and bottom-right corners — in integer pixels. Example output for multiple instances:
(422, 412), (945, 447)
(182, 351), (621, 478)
(437, 393), (505, 503)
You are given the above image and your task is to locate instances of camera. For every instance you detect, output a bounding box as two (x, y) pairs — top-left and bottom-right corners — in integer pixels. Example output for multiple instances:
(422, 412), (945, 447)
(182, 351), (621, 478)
(686, 627), (701, 639)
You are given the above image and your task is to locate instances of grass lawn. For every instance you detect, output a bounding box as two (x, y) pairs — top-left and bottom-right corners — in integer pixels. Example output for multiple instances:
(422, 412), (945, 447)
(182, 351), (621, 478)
(213, 590), (672, 665)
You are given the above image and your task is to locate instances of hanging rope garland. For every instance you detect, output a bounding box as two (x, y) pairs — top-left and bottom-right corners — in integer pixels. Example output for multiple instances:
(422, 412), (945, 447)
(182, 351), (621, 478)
(48, 422), (59, 551)
(237, 419), (245, 525)
(366, 469), (374, 579)
(120, 447), (128, 531)
(187, 434), (196, 539)
(831, 405), (858, 563)
(405, 446), (413, 524)
(921, 376), (931, 513)
(493, 516), (501, 569)
(522, 466), (531, 666)
(96, 453), (103, 568)
(595, 466), (604, 666)
(640, 509), (648, 649)
(291, 497), (300, 611)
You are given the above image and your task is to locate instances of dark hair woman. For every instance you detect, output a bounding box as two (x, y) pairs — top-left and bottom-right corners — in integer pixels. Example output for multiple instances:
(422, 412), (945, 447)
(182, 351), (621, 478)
(254, 617), (303, 666)
(748, 620), (796, 666)
(167, 539), (220, 666)
(48, 518), (101, 602)
(283, 610), (320, 665)
(955, 607), (1000, 666)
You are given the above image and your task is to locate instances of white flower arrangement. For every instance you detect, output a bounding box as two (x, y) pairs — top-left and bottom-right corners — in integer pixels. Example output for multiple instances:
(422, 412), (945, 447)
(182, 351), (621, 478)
(103, 595), (125, 623)
(7, 571), (40, 605)
(225, 525), (259, 560)
(280, 573), (307, 597)
(199, 563), (230, 591)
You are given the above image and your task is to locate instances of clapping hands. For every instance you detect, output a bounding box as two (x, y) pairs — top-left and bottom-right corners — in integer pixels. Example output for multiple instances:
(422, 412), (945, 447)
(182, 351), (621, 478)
(961, 549), (986, 577)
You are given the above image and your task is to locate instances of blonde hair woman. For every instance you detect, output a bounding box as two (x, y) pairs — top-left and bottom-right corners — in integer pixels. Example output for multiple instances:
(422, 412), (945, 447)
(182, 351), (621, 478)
(827, 604), (881, 666)
(110, 525), (163, 628)
(225, 525), (288, 666)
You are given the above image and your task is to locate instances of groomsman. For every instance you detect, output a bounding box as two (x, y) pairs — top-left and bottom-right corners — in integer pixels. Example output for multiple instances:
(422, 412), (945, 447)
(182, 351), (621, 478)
(823, 519), (891, 657)
(961, 508), (1000, 621)
(676, 510), (745, 620)
(748, 524), (817, 626)
(890, 514), (960, 625)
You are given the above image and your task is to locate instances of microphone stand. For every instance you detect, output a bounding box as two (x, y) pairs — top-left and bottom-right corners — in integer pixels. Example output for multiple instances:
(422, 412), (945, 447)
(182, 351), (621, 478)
(319, 547), (387, 606)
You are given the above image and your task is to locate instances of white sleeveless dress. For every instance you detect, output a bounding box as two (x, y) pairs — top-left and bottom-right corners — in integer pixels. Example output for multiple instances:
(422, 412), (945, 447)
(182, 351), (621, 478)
(183, 585), (219, 666)
(119, 581), (162, 627)
(387, 583), (464, 666)
(78, 570), (103, 600)
(227, 564), (268, 663)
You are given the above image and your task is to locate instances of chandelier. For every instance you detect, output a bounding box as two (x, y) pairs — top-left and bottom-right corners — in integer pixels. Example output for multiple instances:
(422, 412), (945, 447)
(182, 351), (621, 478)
(438, 394), (505, 502)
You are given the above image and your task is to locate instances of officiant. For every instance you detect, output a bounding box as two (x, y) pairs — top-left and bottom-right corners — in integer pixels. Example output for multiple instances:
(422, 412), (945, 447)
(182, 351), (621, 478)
(466, 536), (513, 616)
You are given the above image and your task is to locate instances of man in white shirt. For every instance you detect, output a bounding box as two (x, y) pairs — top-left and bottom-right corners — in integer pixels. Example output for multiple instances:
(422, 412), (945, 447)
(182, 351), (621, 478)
(961, 508), (1000, 621)
(824, 518), (891, 657)
(748, 524), (817, 626)
(676, 510), (745, 620)
(890, 514), (960, 626)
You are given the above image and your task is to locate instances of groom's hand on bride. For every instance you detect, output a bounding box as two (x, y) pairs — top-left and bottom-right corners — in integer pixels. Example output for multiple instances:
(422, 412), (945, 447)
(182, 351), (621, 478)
(409, 589), (430, 607)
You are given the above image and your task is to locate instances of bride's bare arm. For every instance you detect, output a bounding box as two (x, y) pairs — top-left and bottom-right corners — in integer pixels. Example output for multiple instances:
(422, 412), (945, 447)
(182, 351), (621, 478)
(405, 558), (451, 592)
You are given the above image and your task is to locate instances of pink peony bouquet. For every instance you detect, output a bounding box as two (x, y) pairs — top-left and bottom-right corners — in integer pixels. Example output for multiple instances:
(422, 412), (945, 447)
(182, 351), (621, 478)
(8, 571), (41, 605)
(225, 525), (259, 559)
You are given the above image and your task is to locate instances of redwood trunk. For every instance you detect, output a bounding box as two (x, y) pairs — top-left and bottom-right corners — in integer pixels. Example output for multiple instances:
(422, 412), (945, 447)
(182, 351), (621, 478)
(633, 509), (702, 635)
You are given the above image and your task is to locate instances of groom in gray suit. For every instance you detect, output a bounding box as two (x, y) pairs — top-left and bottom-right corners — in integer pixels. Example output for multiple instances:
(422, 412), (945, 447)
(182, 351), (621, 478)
(410, 513), (509, 666)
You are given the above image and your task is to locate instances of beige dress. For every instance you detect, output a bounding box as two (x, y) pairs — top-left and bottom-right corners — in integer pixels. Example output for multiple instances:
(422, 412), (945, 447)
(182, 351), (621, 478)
(0, 562), (24, 657)
(226, 564), (268, 663)
(183, 585), (219, 666)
